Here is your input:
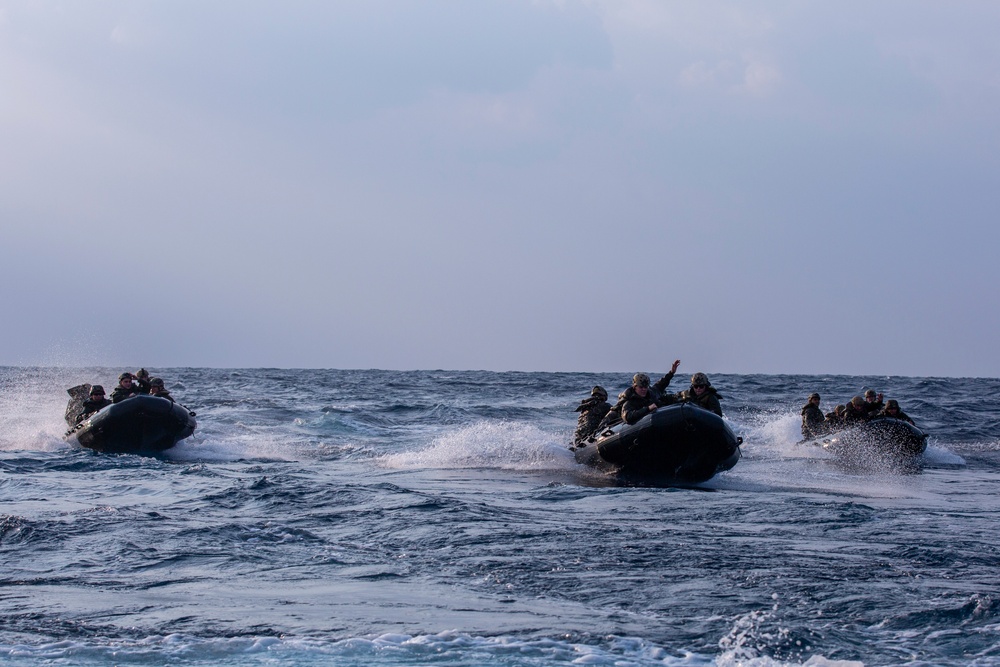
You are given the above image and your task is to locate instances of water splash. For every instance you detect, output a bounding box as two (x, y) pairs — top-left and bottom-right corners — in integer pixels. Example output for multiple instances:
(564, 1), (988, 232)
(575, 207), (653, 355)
(379, 420), (573, 471)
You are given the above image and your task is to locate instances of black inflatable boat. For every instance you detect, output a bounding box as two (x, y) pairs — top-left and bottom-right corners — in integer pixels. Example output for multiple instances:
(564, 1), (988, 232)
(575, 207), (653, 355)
(65, 395), (197, 455)
(819, 417), (928, 463)
(573, 403), (742, 483)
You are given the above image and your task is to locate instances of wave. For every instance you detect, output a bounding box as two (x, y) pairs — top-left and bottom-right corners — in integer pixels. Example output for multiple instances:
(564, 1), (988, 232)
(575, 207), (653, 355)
(379, 419), (574, 471)
(0, 629), (864, 667)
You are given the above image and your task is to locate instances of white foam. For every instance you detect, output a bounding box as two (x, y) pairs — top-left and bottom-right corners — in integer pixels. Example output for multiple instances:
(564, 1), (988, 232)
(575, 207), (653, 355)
(379, 419), (574, 471)
(0, 630), (861, 666)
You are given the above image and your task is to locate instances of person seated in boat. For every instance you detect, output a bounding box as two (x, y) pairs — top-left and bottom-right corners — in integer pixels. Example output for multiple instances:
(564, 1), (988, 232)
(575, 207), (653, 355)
(597, 361), (682, 430)
(133, 368), (152, 395)
(677, 372), (723, 417)
(620, 373), (662, 425)
(76, 385), (112, 424)
(111, 372), (141, 403)
(148, 377), (175, 403)
(572, 386), (610, 445)
(824, 404), (846, 429)
(879, 399), (915, 425)
(842, 396), (871, 424)
(801, 392), (826, 439)
(862, 389), (884, 418)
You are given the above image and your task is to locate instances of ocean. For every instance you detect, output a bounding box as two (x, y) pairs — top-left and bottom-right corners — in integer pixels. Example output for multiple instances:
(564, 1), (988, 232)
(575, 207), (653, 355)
(1, 367), (998, 666)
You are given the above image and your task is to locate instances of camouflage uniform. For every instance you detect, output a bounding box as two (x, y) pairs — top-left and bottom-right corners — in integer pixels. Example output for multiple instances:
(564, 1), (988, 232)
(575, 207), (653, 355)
(620, 386), (660, 425)
(842, 397), (869, 425)
(77, 396), (112, 424)
(879, 399), (915, 425)
(677, 373), (723, 417)
(678, 387), (723, 417)
(862, 390), (884, 418)
(134, 369), (152, 395)
(573, 387), (610, 444)
(598, 369), (680, 429)
(824, 405), (846, 430)
(111, 373), (141, 404)
(801, 394), (825, 439)
(149, 378), (175, 404)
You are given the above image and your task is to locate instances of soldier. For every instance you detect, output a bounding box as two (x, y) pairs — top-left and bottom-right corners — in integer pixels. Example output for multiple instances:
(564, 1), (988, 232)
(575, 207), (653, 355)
(149, 377), (174, 403)
(598, 360), (682, 430)
(825, 404), (846, 429)
(880, 399), (915, 425)
(862, 389), (884, 418)
(801, 392), (825, 439)
(620, 373), (661, 425)
(572, 386), (610, 445)
(842, 396), (870, 424)
(111, 372), (141, 404)
(134, 368), (152, 395)
(677, 372), (723, 417)
(76, 385), (112, 423)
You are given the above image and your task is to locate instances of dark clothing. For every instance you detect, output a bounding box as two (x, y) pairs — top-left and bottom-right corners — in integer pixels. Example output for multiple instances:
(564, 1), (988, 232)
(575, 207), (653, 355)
(863, 399), (884, 418)
(573, 396), (610, 443)
(151, 389), (175, 403)
(597, 391), (628, 431)
(64, 384), (92, 427)
(620, 386), (660, 425)
(801, 402), (826, 439)
(135, 377), (152, 395)
(649, 371), (678, 404)
(111, 385), (140, 404)
(677, 386), (723, 417)
(824, 410), (844, 430)
(842, 403), (869, 425)
(76, 397), (111, 424)
(879, 408), (915, 425)
(599, 370), (680, 430)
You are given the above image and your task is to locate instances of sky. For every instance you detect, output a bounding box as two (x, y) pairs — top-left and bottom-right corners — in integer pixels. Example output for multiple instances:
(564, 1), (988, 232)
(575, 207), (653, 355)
(2, 1), (999, 377)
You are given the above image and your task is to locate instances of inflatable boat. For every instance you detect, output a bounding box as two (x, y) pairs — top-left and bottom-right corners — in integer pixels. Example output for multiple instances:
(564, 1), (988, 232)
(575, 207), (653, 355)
(573, 403), (742, 483)
(819, 417), (928, 463)
(65, 394), (197, 455)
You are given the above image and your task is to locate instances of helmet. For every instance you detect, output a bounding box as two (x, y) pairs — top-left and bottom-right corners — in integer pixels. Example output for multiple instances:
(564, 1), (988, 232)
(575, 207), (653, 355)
(90, 385), (105, 396)
(808, 392), (820, 401)
(150, 378), (165, 388)
(864, 389), (877, 399)
(886, 399), (899, 409)
(118, 372), (133, 382)
(591, 385), (608, 400)
(691, 372), (710, 387)
(851, 396), (864, 408)
(135, 368), (150, 380)
(632, 373), (650, 388)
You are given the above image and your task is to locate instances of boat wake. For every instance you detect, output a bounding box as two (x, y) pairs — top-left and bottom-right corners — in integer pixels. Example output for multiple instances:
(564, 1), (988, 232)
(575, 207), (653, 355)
(379, 419), (573, 471)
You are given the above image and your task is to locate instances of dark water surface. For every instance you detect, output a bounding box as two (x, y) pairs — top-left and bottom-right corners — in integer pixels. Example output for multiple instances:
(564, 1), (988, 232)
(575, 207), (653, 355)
(1, 368), (999, 666)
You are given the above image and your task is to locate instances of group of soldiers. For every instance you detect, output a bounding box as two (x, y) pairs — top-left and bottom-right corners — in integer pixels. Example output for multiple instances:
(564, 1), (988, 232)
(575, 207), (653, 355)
(572, 361), (723, 446)
(572, 367), (920, 446)
(800, 389), (915, 440)
(72, 369), (175, 425)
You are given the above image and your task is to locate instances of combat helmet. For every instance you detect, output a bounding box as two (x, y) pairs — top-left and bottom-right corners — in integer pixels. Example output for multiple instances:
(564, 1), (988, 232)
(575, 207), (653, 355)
(690, 372), (710, 387)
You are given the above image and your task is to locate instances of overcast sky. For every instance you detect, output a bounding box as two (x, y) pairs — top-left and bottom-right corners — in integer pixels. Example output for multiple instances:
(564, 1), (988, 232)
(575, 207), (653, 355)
(2, 1), (998, 377)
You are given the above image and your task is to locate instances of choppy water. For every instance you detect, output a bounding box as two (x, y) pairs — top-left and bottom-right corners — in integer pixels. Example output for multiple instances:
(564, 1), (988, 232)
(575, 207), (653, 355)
(1, 367), (999, 666)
